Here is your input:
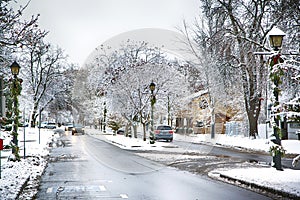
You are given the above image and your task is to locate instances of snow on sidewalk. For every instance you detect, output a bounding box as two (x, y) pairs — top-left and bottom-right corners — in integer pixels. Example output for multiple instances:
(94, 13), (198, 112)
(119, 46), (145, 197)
(175, 133), (300, 155)
(0, 127), (60, 199)
(166, 133), (300, 197)
(87, 128), (179, 151)
(209, 167), (300, 198)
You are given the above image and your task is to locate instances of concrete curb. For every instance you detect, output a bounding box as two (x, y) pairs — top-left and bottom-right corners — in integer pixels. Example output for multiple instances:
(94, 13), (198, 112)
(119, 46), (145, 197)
(111, 140), (128, 148)
(15, 176), (30, 199)
(212, 172), (300, 199)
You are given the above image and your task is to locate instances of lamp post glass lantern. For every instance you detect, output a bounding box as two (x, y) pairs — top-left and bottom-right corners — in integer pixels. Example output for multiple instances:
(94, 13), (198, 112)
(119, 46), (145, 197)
(150, 82), (155, 92)
(10, 61), (20, 76)
(268, 27), (285, 51)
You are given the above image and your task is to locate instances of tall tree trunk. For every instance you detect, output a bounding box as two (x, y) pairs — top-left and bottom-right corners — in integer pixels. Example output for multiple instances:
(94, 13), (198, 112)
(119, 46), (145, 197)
(30, 101), (38, 127)
(243, 71), (262, 138)
(248, 111), (258, 138)
(142, 122), (146, 140)
(133, 123), (137, 138)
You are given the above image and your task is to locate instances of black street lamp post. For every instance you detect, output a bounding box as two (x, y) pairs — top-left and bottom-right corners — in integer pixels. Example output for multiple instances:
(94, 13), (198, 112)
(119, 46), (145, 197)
(103, 102), (107, 133)
(149, 82), (156, 144)
(268, 27), (285, 170)
(254, 27), (287, 170)
(9, 61), (22, 161)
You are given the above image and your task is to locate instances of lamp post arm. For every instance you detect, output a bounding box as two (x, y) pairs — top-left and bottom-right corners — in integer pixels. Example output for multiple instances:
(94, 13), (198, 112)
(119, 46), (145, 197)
(254, 52), (300, 56)
(237, 35), (270, 52)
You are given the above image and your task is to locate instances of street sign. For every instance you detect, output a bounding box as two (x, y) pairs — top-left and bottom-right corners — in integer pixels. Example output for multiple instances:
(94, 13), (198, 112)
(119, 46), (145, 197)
(0, 138), (2, 179)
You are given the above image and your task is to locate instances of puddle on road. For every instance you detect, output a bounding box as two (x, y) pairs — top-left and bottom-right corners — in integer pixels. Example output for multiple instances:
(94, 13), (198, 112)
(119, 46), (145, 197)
(48, 153), (82, 162)
(47, 185), (129, 199)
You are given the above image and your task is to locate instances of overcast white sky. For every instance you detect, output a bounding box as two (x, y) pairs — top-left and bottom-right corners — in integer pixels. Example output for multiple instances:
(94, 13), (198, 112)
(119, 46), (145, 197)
(12, 0), (200, 66)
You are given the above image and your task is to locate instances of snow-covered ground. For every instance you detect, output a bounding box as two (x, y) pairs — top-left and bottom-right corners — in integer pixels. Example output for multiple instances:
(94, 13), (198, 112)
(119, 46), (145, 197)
(0, 127), (59, 199)
(199, 134), (300, 198)
(0, 127), (300, 199)
(210, 167), (300, 198)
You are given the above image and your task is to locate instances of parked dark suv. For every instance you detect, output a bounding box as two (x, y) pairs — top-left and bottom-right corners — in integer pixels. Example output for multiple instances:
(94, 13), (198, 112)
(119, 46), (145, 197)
(65, 123), (74, 131)
(72, 124), (84, 135)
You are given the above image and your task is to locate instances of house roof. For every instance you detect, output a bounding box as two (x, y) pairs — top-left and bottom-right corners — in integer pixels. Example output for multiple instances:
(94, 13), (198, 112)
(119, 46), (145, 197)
(184, 89), (209, 101)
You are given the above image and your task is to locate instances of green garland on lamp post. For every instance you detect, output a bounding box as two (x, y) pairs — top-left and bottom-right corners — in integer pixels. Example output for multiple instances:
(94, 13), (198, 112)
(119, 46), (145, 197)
(149, 82), (156, 144)
(103, 102), (107, 133)
(269, 54), (285, 170)
(9, 61), (22, 162)
(267, 27), (286, 171)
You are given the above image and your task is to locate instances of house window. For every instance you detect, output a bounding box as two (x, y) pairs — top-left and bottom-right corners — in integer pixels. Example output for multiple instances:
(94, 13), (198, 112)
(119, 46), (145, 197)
(199, 99), (208, 109)
(290, 123), (300, 129)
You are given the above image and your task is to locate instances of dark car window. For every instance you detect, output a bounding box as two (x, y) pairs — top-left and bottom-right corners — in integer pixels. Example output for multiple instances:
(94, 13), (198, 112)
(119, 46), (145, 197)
(157, 126), (172, 130)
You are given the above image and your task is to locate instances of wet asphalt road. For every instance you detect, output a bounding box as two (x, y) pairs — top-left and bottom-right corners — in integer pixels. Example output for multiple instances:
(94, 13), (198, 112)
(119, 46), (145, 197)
(36, 132), (271, 200)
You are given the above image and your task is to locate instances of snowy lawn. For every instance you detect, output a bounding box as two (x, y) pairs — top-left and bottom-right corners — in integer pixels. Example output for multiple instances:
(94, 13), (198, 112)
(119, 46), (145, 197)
(209, 167), (300, 198)
(0, 127), (60, 199)
(174, 133), (300, 155)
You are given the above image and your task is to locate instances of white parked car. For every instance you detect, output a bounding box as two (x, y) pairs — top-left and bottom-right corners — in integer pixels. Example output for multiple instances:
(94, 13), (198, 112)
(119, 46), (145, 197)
(45, 122), (57, 129)
(39, 122), (48, 128)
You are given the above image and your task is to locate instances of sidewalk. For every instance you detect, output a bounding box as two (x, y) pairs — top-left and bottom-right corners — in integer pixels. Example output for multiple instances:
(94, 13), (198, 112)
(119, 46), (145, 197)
(85, 128), (300, 199)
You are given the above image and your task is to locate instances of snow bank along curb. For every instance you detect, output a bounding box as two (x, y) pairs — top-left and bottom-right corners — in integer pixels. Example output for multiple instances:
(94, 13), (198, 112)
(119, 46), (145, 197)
(0, 128), (62, 199)
(86, 129), (178, 150)
(209, 167), (300, 199)
(176, 133), (300, 156)
(218, 173), (299, 199)
(0, 156), (48, 199)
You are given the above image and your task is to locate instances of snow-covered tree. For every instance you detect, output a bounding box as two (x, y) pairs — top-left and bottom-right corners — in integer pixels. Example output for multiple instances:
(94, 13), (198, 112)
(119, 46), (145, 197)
(183, 0), (299, 138)
(180, 20), (244, 136)
(18, 36), (70, 126)
(0, 0), (62, 160)
(79, 40), (191, 139)
(109, 62), (189, 140)
(0, 1), (40, 70)
(46, 67), (76, 123)
(0, 1), (75, 126)
(270, 56), (300, 135)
